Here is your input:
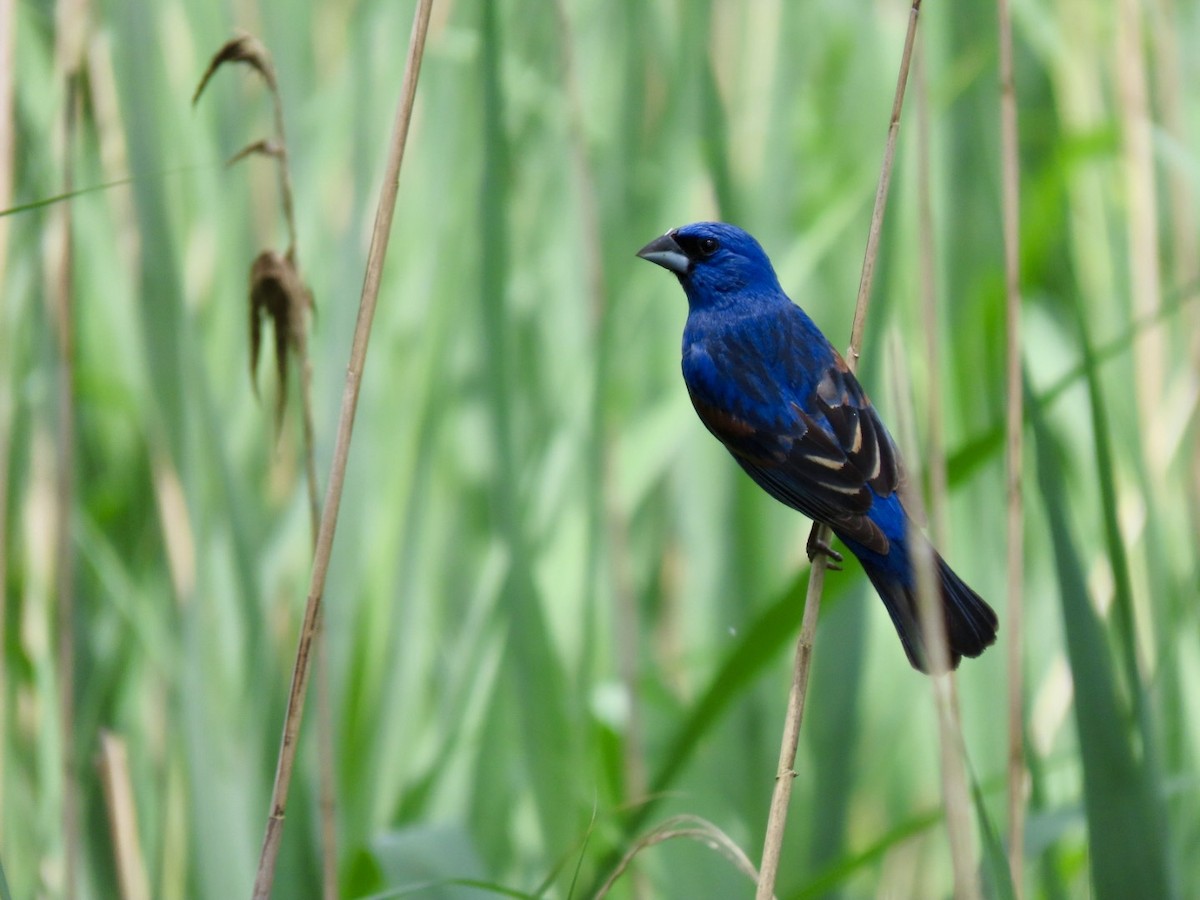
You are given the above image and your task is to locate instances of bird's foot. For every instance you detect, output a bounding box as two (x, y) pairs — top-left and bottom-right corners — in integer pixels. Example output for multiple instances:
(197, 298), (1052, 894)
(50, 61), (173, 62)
(806, 532), (844, 571)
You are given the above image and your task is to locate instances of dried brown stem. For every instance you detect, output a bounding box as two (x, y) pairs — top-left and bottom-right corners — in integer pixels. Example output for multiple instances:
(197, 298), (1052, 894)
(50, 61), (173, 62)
(846, 0), (922, 368)
(197, 34), (338, 895)
(755, 4), (923, 898)
(192, 32), (297, 258)
(250, 1), (434, 896)
(997, 0), (1026, 893)
(285, 278), (331, 900)
(296, 325), (335, 900)
(98, 732), (152, 900)
(754, 573), (822, 900)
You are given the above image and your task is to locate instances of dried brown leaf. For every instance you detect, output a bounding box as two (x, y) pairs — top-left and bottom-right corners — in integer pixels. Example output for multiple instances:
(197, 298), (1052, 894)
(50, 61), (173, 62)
(192, 33), (278, 106)
(227, 139), (284, 167)
(248, 250), (311, 431)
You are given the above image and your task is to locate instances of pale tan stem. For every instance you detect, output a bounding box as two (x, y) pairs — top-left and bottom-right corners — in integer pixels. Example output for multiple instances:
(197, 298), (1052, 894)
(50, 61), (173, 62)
(250, 2), (434, 896)
(756, 4), (923, 898)
(915, 40), (949, 550)
(98, 732), (152, 900)
(51, 48), (85, 900)
(889, 338), (979, 899)
(0, 0), (11, 849)
(997, 0), (1027, 892)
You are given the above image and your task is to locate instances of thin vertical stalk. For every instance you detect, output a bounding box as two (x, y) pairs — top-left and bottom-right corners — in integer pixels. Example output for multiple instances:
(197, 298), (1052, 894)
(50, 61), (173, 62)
(755, 571), (822, 900)
(292, 257), (334, 900)
(914, 39), (948, 550)
(196, 34), (338, 892)
(0, 0), (16, 852)
(889, 338), (979, 900)
(1148, 0), (1200, 537)
(98, 732), (151, 900)
(302, 328), (337, 900)
(297, 330), (321, 544)
(932, 679), (979, 900)
(1116, 0), (1165, 472)
(997, 0), (1026, 893)
(916, 33), (982, 897)
(266, 76), (298, 266)
(51, 57), (84, 900)
(314, 590), (337, 900)
(1148, 0), (1198, 297)
(755, 4), (922, 898)
(201, 31), (337, 894)
(267, 61), (329, 869)
(845, 0), (922, 369)
(250, 2), (433, 896)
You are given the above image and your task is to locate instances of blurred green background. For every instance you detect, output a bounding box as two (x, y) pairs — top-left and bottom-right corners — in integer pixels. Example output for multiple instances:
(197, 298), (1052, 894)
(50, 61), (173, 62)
(3, 0), (1198, 897)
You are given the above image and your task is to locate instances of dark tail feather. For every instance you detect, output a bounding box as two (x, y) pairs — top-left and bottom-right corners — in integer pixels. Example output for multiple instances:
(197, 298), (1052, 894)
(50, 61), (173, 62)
(862, 553), (999, 673)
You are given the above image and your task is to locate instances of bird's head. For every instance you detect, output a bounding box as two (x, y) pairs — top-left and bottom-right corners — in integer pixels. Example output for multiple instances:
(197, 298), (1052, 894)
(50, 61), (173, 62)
(636, 221), (783, 310)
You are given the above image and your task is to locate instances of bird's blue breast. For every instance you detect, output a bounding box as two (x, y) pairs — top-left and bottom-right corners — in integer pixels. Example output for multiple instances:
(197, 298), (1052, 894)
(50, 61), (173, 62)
(681, 303), (836, 433)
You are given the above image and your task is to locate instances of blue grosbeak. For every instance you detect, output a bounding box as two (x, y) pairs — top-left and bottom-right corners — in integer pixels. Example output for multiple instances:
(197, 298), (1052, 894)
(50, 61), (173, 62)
(638, 222), (997, 671)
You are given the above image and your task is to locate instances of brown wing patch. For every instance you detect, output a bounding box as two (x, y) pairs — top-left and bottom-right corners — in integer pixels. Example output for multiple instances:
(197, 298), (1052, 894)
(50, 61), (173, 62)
(689, 392), (794, 466)
(694, 398), (756, 437)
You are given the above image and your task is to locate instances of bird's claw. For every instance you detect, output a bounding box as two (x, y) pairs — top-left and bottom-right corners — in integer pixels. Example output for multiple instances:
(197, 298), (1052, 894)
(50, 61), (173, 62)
(806, 534), (844, 571)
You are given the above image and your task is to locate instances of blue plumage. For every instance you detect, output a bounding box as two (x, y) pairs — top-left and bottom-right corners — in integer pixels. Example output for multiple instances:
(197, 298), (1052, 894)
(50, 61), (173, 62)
(638, 222), (997, 671)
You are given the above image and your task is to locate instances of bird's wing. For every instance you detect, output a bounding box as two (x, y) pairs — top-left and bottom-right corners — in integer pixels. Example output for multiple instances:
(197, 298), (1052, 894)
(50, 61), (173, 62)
(685, 333), (901, 554)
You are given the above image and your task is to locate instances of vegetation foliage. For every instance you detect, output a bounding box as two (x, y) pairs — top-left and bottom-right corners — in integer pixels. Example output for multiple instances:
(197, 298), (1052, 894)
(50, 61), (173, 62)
(2, 0), (1198, 897)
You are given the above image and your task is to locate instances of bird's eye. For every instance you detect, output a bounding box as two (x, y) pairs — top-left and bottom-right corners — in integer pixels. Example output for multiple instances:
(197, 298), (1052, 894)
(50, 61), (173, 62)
(698, 237), (719, 256)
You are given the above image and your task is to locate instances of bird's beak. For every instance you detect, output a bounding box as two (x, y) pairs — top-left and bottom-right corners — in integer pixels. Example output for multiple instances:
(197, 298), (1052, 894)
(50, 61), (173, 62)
(636, 232), (690, 275)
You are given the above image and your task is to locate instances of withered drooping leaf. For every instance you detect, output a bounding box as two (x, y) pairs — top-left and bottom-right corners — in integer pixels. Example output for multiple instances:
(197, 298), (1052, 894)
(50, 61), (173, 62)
(197, 32), (311, 435)
(227, 139), (284, 167)
(249, 250), (312, 432)
(193, 33), (279, 106)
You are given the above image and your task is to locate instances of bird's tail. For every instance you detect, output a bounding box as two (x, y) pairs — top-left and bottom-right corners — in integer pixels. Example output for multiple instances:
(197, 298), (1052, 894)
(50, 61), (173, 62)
(860, 550), (998, 673)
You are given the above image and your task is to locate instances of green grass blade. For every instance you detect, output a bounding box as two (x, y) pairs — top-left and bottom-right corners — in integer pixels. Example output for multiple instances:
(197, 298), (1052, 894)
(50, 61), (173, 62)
(0, 165), (211, 219)
(1027, 371), (1173, 900)
(785, 808), (942, 900)
(1026, 739), (1073, 900)
(647, 571), (827, 803)
(583, 569), (846, 896)
(946, 286), (1199, 487)
(478, 0), (579, 871)
(965, 756), (1017, 900)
